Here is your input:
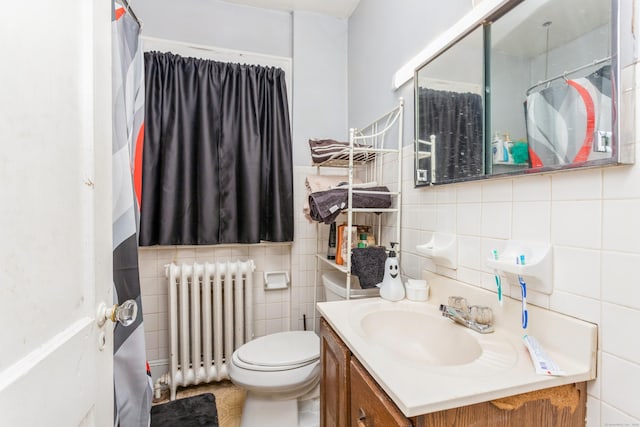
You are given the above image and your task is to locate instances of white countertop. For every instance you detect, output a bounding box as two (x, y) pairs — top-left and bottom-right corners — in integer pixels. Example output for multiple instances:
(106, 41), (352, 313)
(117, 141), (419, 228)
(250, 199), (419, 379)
(316, 272), (597, 417)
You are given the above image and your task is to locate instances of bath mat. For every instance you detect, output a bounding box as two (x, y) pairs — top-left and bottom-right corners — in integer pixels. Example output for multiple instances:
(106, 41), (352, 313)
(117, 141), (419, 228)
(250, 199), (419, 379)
(151, 393), (219, 427)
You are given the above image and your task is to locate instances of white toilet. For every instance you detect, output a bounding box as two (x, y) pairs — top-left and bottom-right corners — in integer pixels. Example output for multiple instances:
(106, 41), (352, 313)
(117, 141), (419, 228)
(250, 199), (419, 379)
(228, 330), (320, 427)
(228, 270), (376, 426)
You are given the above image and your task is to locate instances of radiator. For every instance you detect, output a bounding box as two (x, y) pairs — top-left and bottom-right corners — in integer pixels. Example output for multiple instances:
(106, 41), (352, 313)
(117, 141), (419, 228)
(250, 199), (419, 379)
(165, 260), (255, 400)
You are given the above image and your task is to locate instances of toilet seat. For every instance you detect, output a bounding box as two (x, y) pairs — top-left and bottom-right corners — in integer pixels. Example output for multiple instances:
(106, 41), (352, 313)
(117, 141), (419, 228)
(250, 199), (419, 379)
(228, 330), (321, 426)
(233, 330), (319, 372)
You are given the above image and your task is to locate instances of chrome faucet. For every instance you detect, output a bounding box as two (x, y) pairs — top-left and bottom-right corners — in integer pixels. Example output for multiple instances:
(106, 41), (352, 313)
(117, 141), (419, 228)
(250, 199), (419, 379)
(439, 298), (494, 334)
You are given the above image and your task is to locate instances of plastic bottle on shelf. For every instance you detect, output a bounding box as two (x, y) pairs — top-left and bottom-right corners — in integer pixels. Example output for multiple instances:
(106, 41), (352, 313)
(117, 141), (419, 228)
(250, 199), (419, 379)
(492, 132), (503, 163)
(504, 133), (513, 163)
(327, 222), (336, 260)
(366, 234), (376, 247)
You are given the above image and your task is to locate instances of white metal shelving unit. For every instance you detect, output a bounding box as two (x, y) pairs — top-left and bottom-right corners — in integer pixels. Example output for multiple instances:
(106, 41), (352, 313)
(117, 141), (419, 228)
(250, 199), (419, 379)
(311, 99), (404, 326)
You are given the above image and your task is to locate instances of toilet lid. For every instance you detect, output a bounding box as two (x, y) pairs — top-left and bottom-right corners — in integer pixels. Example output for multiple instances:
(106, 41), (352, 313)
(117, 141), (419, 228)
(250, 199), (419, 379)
(236, 331), (319, 368)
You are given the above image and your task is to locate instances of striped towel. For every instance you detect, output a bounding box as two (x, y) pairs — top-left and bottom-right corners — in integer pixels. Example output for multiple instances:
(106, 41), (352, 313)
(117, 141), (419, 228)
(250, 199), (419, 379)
(309, 139), (376, 164)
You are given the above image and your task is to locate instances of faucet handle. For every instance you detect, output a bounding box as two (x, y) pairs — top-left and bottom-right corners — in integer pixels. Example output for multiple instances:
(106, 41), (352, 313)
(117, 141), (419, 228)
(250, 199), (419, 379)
(447, 296), (469, 313)
(469, 305), (493, 325)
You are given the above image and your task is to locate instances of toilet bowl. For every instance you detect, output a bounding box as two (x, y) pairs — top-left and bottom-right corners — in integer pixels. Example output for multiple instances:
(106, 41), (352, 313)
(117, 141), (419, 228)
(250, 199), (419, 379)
(228, 330), (320, 427)
(322, 270), (380, 301)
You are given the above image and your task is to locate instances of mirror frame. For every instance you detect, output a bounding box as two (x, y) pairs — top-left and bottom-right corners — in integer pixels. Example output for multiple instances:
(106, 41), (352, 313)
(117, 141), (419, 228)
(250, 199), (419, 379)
(412, 0), (633, 187)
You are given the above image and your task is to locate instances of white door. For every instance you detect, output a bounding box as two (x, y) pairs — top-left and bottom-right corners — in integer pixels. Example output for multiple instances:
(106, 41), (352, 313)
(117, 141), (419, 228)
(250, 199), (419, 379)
(0, 1), (114, 426)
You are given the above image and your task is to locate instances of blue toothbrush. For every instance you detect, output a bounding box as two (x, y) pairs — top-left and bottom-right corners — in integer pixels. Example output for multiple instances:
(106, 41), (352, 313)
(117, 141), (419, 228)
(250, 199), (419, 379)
(491, 250), (503, 305)
(517, 254), (528, 329)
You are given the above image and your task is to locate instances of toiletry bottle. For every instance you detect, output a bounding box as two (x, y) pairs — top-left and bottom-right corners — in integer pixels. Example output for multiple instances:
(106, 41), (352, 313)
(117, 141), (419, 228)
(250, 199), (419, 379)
(366, 233), (376, 247)
(358, 233), (367, 248)
(504, 133), (513, 163)
(502, 132), (509, 162)
(492, 132), (502, 163)
(327, 222), (336, 260)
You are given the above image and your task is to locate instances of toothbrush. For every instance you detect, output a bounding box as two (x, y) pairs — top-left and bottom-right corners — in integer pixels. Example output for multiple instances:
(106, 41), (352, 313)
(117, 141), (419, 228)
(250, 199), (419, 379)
(517, 254), (528, 329)
(491, 250), (503, 305)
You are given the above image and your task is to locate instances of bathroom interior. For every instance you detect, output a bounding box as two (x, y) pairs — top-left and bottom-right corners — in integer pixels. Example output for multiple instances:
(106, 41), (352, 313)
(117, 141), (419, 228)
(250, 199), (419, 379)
(123, 0), (639, 425)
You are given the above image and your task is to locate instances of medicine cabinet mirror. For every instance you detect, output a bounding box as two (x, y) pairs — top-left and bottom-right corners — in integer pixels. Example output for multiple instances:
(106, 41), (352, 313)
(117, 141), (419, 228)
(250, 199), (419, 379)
(415, 0), (627, 186)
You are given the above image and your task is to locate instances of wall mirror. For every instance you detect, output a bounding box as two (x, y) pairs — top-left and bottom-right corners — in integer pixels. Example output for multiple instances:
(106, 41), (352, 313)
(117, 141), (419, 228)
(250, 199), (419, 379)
(415, 0), (626, 186)
(415, 26), (484, 184)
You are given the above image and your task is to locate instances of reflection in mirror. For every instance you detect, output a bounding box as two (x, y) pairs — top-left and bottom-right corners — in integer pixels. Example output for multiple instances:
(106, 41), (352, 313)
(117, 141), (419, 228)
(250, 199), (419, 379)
(415, 26), (484, 185)
(413, 0), (623, 187)
(489, 0), (613, 174)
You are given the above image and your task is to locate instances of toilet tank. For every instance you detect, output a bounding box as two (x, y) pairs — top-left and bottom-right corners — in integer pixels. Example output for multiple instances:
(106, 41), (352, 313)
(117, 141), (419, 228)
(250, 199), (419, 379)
(321, 270), (380, 301)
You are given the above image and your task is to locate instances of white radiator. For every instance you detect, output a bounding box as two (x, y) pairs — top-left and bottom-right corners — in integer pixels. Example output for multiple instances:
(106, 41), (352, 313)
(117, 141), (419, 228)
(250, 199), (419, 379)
(164, 260), (255, 400)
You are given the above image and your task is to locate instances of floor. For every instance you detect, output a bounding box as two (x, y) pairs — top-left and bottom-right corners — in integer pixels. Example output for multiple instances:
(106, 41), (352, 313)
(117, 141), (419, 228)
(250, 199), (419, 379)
(153, 381), (246, 427)
(153, 381), (320, 427)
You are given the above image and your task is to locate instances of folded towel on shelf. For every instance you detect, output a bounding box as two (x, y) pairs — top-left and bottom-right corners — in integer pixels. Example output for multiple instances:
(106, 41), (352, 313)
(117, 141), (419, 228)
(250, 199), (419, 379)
(307, 186), (392, 224)
(302, 175), (365, 223)
(305, 174), (351, 193)
(309, 139), (376, 165)
(350, 247), (388, 288)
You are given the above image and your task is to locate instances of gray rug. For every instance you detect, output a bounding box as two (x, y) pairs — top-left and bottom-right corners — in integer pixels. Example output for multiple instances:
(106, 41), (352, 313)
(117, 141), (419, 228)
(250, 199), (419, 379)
(151, 393), (219, 427)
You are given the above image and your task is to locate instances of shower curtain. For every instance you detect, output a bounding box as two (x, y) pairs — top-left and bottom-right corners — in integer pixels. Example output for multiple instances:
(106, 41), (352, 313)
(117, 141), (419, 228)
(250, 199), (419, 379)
(525, 65), (612, 168)
(417, 87), (484, 181)
(140, 52), (294, 245)
(112, 2), (153, 426)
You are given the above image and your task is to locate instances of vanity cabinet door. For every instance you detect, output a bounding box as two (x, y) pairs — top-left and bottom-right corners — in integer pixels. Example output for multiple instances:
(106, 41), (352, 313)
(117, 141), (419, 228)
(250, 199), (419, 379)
(350, 358), (412, 427)
(320, 318), (351, 427)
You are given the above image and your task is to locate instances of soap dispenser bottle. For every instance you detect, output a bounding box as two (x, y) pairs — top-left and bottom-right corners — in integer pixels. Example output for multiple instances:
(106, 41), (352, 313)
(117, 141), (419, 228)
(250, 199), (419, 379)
(378, 242), (405, 302)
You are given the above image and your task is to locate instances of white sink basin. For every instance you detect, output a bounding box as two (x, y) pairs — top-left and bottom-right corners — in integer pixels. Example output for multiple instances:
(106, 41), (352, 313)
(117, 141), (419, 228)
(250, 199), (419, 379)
(359, 310), (482, 365)
(318, 277), (598, 417)
(349, 300), (518, 374)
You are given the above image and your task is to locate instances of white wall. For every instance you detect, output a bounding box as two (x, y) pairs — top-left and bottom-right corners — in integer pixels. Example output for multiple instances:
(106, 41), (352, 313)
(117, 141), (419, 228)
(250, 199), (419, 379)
(347, 0), (472, 144)
(134, 0), (292, 57)
(529, 24), (611, 86)
(492, 23), (612, 147)
(134, 0), (348, 167)
(292, 11), (348, 165)
(347, 1), (640, 425)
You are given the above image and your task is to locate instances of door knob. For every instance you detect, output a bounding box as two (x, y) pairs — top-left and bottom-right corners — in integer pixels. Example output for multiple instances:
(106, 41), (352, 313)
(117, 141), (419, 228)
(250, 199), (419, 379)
(96, 299), (138, 327)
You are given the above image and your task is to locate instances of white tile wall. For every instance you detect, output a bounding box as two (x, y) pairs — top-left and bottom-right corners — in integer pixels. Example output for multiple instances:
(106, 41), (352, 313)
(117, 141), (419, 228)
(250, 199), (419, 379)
(553, 247), (600, 299)
(603, 199), (640, 253)
(140, 165), (332, 371)
(396, 104), (640, 426)
(601, 354), (640, 420)
(139, 243), (295, 365)
(601, 303), (640, 363)
(601, 251), (640, 308)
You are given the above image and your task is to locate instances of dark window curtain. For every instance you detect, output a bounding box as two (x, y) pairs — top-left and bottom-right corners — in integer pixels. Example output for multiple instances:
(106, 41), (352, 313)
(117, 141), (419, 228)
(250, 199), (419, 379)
(418, 88), (483, 181)
(140, 51), (293, 245)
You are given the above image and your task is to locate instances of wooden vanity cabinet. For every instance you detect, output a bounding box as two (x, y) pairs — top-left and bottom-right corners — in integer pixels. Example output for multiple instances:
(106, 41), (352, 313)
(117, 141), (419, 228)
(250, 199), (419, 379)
(320, 318), (413, 427)
(320, 318), (351, 427)
(320, 318), (588, 427)
(350, 358), (412, 427)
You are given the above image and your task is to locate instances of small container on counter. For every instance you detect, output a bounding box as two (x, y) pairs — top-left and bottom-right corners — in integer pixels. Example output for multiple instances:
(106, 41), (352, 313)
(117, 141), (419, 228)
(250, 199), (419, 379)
(405, 279), (429, 301)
